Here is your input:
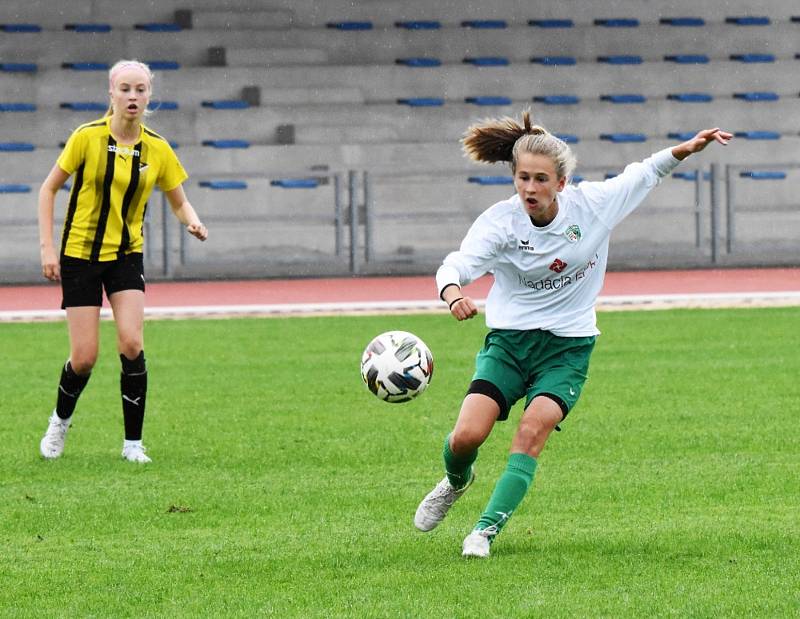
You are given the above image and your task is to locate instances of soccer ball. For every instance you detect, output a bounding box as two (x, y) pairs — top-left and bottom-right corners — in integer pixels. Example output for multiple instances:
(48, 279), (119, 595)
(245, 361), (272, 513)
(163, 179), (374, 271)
(360, 330), (434, 403)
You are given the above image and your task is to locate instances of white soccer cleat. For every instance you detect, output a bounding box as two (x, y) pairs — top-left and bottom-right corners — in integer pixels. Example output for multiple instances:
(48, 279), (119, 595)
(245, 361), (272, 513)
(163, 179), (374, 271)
(414, 472), (475, 532)
(121, 443), (151, 463)
(40, 411), (71, 459)
(462, 528), (495, 558)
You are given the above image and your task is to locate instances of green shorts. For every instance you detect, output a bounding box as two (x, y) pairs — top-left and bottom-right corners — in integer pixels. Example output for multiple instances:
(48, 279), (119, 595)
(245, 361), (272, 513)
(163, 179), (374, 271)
(468, 329), (596, 422)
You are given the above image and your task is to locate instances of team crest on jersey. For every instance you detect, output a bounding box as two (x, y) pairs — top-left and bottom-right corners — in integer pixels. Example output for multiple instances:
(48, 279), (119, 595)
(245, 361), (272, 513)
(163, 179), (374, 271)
(564, 224), (582, 243)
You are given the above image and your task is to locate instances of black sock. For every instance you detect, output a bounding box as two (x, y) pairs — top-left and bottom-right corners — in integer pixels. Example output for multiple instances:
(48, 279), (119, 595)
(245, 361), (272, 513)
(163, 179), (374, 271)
(55, 361), (90, 420)
(120, 351), (147, 441)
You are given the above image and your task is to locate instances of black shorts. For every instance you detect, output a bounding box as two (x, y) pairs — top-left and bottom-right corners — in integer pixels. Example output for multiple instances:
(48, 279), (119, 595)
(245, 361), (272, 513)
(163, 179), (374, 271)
(60, 253), (145, 309)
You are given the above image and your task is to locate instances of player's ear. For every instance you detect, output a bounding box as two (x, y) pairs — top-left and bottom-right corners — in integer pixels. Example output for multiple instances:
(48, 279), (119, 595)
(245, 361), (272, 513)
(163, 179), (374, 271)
(557, 176), (567, 191)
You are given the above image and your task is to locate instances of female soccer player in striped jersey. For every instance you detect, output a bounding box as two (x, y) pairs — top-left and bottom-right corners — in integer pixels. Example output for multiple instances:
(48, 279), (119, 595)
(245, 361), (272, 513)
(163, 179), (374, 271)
(37, 60), (208, 463)
(414, 111), (732, 557)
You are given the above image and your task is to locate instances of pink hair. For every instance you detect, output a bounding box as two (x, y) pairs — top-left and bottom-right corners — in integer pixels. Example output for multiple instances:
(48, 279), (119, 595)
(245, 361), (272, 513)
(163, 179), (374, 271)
(108, 60), (153, 90)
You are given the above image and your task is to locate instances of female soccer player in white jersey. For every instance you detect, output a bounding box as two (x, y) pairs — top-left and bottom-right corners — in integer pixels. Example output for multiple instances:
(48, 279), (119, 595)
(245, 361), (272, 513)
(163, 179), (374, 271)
(37, 60), (208, 463)
(414, 111), (732, 557)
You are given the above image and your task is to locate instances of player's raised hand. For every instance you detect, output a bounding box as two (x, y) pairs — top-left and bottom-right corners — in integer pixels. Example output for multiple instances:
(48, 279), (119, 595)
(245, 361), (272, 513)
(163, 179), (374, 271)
(672, 128), (733, 160)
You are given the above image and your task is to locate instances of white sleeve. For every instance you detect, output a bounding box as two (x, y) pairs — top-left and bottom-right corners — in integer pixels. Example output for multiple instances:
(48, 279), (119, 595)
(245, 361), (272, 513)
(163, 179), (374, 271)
(578, 148), (680, 229)
(435, 213), (505, 297)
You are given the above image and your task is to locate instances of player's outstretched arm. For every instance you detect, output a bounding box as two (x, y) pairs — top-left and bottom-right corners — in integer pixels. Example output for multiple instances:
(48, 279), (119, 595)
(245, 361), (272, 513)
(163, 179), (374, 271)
(165, 185), (208, 241)
(671, 128), (733, 161)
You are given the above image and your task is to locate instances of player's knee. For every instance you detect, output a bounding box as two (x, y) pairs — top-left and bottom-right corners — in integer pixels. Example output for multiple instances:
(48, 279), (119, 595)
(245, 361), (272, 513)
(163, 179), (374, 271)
(118, 337), (143, 361)
(450, 426), (486, 454)
(70, 349), (97, 374)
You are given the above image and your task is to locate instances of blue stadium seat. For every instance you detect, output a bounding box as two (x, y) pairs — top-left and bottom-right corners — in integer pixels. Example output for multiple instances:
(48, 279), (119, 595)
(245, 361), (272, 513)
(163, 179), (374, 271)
(533, 95), (580, 105)
(61, 62), (110, 71)
(531, 56), (576, 65)
(600, 133), (647, 143)
(0, 183), (32, 192)
(326, 21), (372, 30)
(594, 18), (639, 27)
(461, 20), (507, 28)
(394, 21), (441, 30)
(730, 54), (775, 63)
(146, 61), (180, 71)
(465, 96), (512, 106)
(0, 103), (36, 112)
(64, 24), (112, 32)
(555, 134), (579, 143)
(397, 97), (444, 106)
(201, 100), (249, 110)
(664, 54), (709, 64)
(660, 17), (705, 26)
(672, 171), (711, 180)
(0, 142), (35, 151)
(601, 94), (647, 103)
(60, 102), (107, 111)
(0, 63), (37, 73)
(667, 93), (714, 103)
(725, 16), (770, 25)
(597, 55), (643, 64)
(739, 171), (786, 179)
(147, 101), (179, 111)
(734, 131), (781, 140)
(668, 131), (698, 140)
(528, 19), (574, 28)
(1, 23), (41, 32)
(270, 179), (320, 188)
(733, 92), (779, 101)
(396, 58), (441, 67)
(463, 57), (510, 66)
(201, 139), (250, 148)
(468, 175), (512, 185)
(199, 180), (248, 190)
(135, 23), (182, 32)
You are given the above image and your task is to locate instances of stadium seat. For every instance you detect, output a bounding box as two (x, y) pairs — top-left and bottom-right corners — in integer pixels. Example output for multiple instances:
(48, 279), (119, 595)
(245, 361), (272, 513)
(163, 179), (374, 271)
(664, 55), (710, 64)
(597, 55), (643, 64)
(0, 63), (37, 72)
(199, 180), (248, 190)
(733, 92), (779, 101)
(555, 134), (579, 143)
(0, 183), (32, 192)
(326, 21), (372, 30)
(600, 133), (647, 143)
(146, 61), (180, 71)
(463, 57), (510, 66)
(0, 103), (36, 111)
(460, 20), (507, 29)
(667, 93), (714, 102)
(465, 96), (512, 106)
(395, 58), (441, 67)
(467, 175), (512, 185)
(668, 132), (698, 140)
(594, 19), (639, 27)
(601, 94), (647, 103)
(533, 95), (580, 105)
(528, 19), (574, 28)
(147, 101), (179, 111)
(659, 17), (705, 26)
(64, 23), (112, 32)
(397, 98), (444, 106)
(531, 56), (576, 65)
(1, 23), (41, 32)
(730, 54), (776, 63)
(394, 21), (441, 30)
(739, 171), (786, 179)
(725, 16), (770, 25)
(201, 100), (250, 110)
(134, 23), (182, 32)
(201, 139), (251, 148)
(0, 142), (35, 151)
(672, 171), (711, 180)
(734, 131), (781, 140)
(270, 179), (320, 188)
(61, 62), (109, 71)
(60, 102), (106, 111)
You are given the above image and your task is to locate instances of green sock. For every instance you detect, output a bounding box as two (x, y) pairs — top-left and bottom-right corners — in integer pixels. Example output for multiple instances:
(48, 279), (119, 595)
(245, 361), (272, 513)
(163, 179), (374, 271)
(475, 452), (538, 535)
(443, 433), (477, 490)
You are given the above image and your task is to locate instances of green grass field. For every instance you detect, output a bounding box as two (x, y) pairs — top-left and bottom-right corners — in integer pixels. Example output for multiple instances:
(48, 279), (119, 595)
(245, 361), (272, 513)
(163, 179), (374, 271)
(1, 307), (798, 617)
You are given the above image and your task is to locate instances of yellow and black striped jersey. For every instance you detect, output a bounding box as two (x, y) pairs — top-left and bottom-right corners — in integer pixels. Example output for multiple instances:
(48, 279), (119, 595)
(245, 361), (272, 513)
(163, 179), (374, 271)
(56, 116), (188, 261)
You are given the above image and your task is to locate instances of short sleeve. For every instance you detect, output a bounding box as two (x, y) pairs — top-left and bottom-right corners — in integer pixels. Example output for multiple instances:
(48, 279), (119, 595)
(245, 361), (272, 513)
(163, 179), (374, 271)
(157, 143), (189, 192)
(56, 128), (87, 176)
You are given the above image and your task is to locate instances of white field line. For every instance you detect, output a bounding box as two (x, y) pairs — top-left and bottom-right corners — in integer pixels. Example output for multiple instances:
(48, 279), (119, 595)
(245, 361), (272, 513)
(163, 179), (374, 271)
(1, 291), (799, 322)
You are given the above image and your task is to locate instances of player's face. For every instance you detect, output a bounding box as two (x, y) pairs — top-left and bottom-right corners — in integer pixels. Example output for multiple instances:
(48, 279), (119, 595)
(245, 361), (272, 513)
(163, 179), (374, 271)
(110, 68), (151, 121)
(514, 152), (566, 224)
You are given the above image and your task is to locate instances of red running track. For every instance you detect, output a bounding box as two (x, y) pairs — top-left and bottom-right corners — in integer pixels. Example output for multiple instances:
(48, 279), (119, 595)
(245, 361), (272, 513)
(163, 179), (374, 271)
(0, 268), (799, 312)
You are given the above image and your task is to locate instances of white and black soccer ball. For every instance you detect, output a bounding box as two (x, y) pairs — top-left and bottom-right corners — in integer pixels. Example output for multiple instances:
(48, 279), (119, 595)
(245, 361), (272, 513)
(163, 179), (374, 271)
(360, 331), (434, 403)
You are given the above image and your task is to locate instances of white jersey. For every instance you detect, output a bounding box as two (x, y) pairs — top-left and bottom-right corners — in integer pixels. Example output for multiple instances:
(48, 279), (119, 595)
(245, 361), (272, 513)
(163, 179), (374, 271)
(436, 148), (680, 336)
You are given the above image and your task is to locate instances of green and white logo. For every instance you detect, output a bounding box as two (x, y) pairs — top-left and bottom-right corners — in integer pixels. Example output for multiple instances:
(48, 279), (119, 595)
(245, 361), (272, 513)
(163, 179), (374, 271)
(564, 224), (582, 243)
